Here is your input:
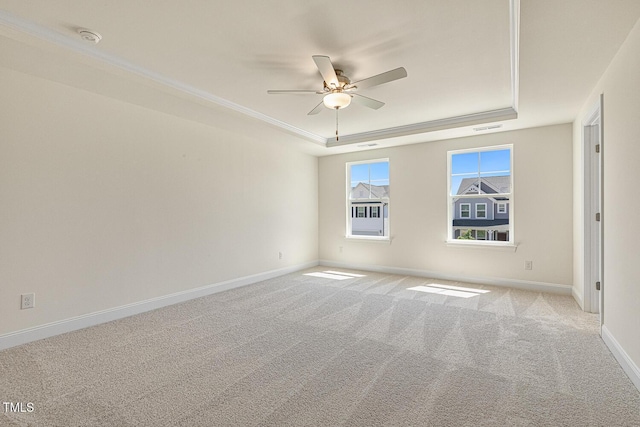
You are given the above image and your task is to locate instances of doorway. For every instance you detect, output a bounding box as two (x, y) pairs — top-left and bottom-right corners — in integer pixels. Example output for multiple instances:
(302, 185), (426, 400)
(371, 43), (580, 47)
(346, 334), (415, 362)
(583, 95), (603, 327)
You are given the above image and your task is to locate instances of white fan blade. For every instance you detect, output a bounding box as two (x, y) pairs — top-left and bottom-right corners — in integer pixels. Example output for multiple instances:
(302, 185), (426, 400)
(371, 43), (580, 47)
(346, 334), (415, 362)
(351, 93), (385, 110)
(267, 90), (319, 94)
(348, 67), (407, 90)
(312, 55), (339, 88)
(308, 101), (324, 115)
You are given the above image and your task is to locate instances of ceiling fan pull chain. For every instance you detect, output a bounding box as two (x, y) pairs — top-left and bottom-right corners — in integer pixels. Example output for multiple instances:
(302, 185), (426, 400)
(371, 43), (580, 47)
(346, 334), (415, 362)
(336, 108), (339, 141)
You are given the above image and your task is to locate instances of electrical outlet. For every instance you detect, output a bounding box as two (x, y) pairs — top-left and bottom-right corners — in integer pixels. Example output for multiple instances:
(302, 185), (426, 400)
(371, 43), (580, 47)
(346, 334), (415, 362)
(278, 251), (283, 260)
(21, 293), (35, 310)
(525, 261), (533, 270)
(339, 246), (343, 253)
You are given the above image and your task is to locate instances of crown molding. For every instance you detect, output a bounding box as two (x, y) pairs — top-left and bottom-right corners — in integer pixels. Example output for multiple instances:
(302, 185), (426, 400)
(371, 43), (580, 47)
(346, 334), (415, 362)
(0, 0), (520, 148)
(325, 107), (518, 147)
(510, 0), (520, 111)
(0, 9), (326, 145)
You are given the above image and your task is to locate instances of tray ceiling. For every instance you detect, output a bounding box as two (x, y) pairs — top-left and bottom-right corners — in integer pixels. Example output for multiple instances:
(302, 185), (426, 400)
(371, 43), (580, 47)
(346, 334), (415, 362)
(1, 0), (639, 153)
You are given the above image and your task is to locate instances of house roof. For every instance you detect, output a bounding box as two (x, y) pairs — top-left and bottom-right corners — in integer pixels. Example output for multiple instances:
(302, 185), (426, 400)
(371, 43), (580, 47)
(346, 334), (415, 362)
(457, 176), (510, 195)
(351, 183), (389, 199)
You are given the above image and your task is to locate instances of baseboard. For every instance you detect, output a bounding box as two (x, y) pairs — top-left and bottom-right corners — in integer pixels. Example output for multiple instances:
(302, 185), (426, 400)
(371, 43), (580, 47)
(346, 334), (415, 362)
(0, 261), (319, 351)
(572, 285), (584, 310)
(602, 325), (640, 392)
(319, 260), (572, 295)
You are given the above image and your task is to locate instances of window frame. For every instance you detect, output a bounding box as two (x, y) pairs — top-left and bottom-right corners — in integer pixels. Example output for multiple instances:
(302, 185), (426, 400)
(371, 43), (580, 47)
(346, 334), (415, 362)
(346, 158), (390, 240)
(447, 145), (514, 246)
(460, 203), (471, 218)
(497, 202), (507, 214)
(475, 203), (487, 219)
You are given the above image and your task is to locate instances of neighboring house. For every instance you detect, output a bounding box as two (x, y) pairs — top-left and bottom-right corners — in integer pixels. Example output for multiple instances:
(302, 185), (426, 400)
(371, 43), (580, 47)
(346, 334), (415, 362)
(453, 176), (510, 241)
(350, 183), (389, 236)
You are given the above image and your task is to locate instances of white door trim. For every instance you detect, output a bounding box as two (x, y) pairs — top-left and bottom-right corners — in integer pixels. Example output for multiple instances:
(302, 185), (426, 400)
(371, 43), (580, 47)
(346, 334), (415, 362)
(582, 95), (603, 325)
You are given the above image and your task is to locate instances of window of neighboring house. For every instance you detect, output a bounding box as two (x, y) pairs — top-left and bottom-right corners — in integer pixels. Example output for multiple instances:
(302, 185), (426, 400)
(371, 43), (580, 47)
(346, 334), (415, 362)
(460, 203), (471, 218)
(347, 159), (390, 238)
(476, 203), (487, 219)
(448, 145), (513, 244)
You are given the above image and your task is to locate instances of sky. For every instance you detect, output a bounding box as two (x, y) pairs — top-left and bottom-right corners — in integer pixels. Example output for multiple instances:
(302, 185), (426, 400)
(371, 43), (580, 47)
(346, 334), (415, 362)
(350, 161), (389, 187)
(450, 149), (510, 195)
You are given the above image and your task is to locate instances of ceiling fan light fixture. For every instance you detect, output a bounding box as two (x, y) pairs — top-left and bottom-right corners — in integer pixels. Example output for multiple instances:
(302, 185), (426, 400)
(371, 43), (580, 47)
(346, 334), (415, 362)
(323, 92), (351, 109)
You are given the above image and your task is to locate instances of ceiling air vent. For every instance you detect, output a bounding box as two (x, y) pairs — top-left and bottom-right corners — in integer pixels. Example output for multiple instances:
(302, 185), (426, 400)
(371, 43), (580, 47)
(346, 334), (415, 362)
(473, 124), (503, 132)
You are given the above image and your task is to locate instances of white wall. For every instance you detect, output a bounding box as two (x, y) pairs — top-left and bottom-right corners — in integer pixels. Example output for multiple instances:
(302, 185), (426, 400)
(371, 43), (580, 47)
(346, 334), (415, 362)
(0, 67), (318, 336)
(573, 17), (640, 383)
(319, 124), (573, 289)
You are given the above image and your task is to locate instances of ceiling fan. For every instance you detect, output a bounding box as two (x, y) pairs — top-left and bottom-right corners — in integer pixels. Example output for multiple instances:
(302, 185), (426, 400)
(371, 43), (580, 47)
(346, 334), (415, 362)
(267, 55), (407, 117)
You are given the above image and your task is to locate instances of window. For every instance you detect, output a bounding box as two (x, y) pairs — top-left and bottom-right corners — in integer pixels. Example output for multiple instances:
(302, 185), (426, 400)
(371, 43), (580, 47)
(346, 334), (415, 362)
(448, 145), (512, 244)
(347, 159), (389, 238)
(460, 203), (470, 218)
(476, 203), (487, 219)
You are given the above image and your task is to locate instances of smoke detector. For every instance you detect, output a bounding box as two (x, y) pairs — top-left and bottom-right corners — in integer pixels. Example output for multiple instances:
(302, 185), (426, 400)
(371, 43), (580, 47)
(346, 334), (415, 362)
(77, 29), (102, 44)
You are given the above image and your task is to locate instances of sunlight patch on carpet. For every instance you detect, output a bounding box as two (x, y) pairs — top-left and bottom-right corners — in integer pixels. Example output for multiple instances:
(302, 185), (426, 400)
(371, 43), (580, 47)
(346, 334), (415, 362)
(304, 271), (367, 280)
(408, 284), (490, 299)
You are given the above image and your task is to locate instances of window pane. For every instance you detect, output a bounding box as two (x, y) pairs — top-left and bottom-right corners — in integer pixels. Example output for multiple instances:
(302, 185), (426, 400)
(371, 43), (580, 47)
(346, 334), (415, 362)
(476, 204), (486, 218)
(451, 152), (478, 175)
(451, 174), (479, 196)
(369, 162), (389, 186)
(479, 149), (510, 173)
(350, 163), (369, 184)
(479, 149), (511, 194)
(451, 152), (479, 196)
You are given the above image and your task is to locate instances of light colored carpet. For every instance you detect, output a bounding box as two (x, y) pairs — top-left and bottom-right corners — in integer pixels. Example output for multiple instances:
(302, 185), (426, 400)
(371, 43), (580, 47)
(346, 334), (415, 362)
(1, 267), (639, 426)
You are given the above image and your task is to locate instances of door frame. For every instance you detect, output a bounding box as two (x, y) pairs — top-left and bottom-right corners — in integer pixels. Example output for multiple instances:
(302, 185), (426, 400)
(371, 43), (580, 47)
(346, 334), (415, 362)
(582, 95), (604, 325)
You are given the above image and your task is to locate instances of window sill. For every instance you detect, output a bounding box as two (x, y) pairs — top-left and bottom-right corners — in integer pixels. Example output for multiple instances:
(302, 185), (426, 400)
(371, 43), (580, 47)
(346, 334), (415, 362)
(445, 240), (518, 252)
(345, 235), (392, 244)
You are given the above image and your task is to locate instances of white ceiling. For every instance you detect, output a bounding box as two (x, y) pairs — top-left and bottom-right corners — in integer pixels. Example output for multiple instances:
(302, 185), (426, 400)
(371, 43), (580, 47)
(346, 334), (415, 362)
(1, 1), (639, 156)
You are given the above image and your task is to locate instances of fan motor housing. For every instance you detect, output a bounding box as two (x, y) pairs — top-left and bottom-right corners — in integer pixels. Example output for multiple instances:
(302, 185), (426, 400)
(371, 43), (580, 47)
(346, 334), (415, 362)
(323, 70), (350, 89)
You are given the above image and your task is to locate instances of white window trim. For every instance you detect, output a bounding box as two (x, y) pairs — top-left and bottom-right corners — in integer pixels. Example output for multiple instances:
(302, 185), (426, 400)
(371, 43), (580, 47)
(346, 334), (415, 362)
(475, 203), (487, 219)
(460, 203), (471, 218)
(346, 158), (390, 241)
(497, 202), (507, 214)
(447, 144), (514, 246)
(445, 239), (517, 251)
